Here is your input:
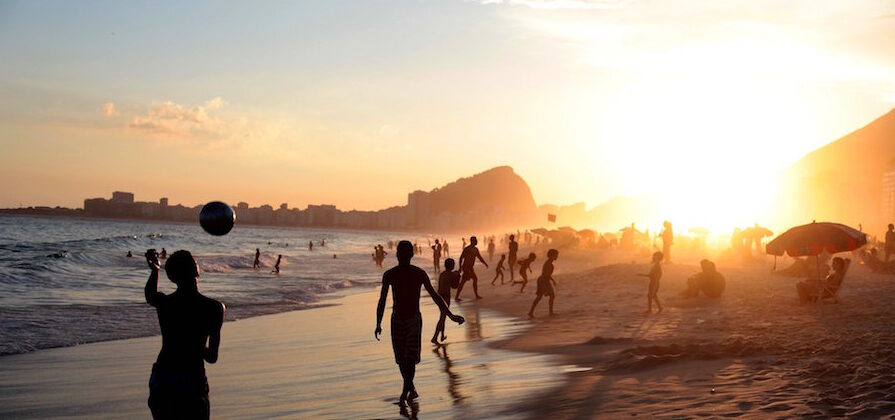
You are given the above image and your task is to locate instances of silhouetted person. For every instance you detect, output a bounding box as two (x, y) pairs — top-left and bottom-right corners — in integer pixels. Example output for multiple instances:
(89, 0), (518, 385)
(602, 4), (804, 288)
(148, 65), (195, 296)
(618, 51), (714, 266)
(432, 258), (459, 344)
(431, 239), (442, 274)
(375, 241), (464, 403)
(487, 238), (495, 263)
(272, 254), (282, 274)
(507, 234), (519, 283)
(639, 251), (663, 313)
(443, 240), (450, 258)
(491, 254), (506, 285)
(886, 224), (895, 263)
(515, 252), (537, 293)
(456, 236), (488, 301)
(308, 241), (313, 251)
(160, 248), (167, 259)
(798, 257), (849, 305)
(660, 221), (673, 263)
(144, 249), (225, 420)
(127, 250), (133, 258)
(320, 238), (326, 247)
(528, 249), (558, 318)
(253, 248), (261, 270)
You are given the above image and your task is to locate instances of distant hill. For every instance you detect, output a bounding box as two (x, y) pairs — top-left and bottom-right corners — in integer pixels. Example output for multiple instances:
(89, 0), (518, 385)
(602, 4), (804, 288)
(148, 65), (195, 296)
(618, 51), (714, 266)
(408, 166), (539, 230)
(781, 108), (895, 232)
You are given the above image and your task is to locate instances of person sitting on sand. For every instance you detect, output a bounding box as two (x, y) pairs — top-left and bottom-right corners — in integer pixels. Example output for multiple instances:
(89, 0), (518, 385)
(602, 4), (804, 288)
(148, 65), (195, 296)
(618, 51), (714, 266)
(432, 258), (460, 344)
(528, 249), (559, 318)
(272, 254), (282, 274)
(514, 252), (537, 293)
(491, 254), (506, 285)
(144, 249), (225, 420)
(862, 248), (895, 273)
(375, 241), (464, 403)
(639, 251), (664, 313)
(797, 257), (850, 305)
(681, 259), (726, 298)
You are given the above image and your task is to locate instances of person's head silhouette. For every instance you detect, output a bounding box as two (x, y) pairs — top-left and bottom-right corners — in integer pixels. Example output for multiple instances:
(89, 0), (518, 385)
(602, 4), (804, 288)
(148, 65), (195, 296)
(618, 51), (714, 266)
(444, 258), (455, 271)
(397, 240), (414, 264)
(470, 236), (478, 246)
(509, 234), (515, 241)
(547, 249), (559, 260)
(889, 224), (894, 231)
(165, 250), (199, 289)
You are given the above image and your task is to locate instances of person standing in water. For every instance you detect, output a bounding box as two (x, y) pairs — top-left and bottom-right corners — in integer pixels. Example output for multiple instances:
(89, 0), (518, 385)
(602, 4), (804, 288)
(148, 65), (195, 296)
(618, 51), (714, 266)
(491, 254), (506, 285)
(528, 249), (558, 318)
(507, 234), (519, 284)
(375, 241), (464, 403)
(144, 249), (225, 420)
(431, 239), (442, 274)
(443, 240), (450, 258)
(660, 221), (673, 263)
(486, 238), (495, 263)
(253, 248), (261, 270)
(308, 241), (313, 251)
(432, 258), (460, 344)
(272, 255), (282, 274)
(455, 236), (489, 301)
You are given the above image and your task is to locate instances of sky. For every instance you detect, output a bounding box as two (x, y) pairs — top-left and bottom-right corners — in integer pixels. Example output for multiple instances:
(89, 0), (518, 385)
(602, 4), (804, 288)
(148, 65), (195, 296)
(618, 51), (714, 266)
(1, 0), (894, 228)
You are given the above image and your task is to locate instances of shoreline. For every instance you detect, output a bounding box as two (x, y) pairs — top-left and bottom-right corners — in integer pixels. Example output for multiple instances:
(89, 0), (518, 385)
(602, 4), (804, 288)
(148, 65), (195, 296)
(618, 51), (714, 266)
(0, 289), (564, 419)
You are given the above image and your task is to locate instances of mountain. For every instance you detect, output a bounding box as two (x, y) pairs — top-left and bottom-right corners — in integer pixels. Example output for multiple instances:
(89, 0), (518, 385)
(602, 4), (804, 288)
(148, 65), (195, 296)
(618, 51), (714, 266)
(781, 107), (895, 232)
(407, 166), (539, 230)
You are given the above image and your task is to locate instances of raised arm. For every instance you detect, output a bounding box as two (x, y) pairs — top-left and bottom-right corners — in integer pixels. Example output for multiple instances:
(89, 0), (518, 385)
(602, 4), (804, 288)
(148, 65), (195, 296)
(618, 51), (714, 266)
(375, 274), (390, 340)
(204, 302), (225, 363)
(423, 277), (464, 325)
(144, 249), (164, 307)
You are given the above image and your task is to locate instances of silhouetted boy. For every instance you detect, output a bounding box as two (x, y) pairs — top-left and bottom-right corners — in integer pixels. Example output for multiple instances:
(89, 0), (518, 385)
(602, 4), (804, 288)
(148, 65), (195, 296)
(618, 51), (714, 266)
(432, 258), (459, 344)
(272, 254), (282, 274)
(507, 234), (518, 283)
(639, 251), (664, 313)
(491, 254), (506, 285)
(376, 241), (464, 403)
(144, 249), (225, 420)
(253, 248), (261, 270)
(528, 249), (558, 318)
(515, 252), (537, 293)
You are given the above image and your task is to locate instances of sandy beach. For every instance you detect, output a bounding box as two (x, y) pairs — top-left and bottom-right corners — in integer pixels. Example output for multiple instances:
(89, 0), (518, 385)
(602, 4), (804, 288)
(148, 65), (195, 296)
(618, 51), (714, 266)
(476, 250), (895, 418)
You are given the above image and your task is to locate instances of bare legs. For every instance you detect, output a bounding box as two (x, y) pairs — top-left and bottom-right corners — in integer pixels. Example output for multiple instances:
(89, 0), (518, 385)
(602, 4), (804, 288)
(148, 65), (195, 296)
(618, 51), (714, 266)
(431, 312), (447, 344)
(491, 270), (504, 285)
(528, 293), (555, 318)
(398, 362), (418, 402)
(646, 293), (663, 313)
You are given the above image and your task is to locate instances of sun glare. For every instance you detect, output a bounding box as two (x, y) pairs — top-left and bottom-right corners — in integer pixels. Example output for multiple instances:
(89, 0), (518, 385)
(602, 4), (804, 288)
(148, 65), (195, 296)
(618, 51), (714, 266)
(598, 70), (817, 233)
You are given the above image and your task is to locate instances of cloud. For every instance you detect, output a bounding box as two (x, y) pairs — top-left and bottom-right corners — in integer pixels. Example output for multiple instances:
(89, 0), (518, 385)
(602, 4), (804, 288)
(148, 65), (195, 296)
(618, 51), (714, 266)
(477, 0), (626, 10)
(102, 102), (119, 117)
(125, 98), (238, 141)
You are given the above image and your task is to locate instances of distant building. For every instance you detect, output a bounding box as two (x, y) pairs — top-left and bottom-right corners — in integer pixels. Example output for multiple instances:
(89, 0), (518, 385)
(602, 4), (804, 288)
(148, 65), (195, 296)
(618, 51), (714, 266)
(111, 191), (134, 204)
(307, 204), (337, 226)
(407, 190), (430, 228)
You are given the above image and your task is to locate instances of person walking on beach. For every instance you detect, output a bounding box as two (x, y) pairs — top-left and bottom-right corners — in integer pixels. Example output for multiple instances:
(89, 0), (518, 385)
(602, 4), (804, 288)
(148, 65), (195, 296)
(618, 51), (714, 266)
(375, 241), (465, 403)
(443, 240), (450, 258)
(456, 236), (489, 301)
(144, 249), (225, 420)
(431, 239), (442, 274)
(491, 254), (506, 285)
(660, 221), (673, 263)
(528, 249), (558, 318)
(487, 238), (495, 263)
(507, 234), (518, 283)
(639, 251), (664, 313)
(432, 258), (460, 344)
(253, 248), (261, 270)
(886, 224), (895, 263)
(514, 252), (537, 293)
(308, 241), (313, 251)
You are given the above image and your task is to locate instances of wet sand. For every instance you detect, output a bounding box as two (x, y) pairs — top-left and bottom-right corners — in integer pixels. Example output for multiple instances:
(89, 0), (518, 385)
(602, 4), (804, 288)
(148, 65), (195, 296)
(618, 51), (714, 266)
(0, 290), (562, 419)
(477, 252), (895, 418)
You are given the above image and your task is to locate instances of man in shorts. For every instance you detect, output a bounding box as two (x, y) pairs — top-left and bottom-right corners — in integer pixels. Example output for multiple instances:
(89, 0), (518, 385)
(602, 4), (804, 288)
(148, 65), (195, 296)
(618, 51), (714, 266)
(455, 236), (489, 301)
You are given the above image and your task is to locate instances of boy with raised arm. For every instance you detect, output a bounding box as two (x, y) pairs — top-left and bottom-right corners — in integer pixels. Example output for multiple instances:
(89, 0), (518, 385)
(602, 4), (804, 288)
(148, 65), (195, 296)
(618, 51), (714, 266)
(144, 249), (225, 420)
(376, 241), (465, 403)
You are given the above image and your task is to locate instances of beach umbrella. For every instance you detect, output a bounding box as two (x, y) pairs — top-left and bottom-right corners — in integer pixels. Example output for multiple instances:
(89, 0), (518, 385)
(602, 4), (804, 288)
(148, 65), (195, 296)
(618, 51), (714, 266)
(765, 222), (867, 272)
(765, 222), (866, 257)
(558, 226), (578, 234)
(531, 228), (549, 236)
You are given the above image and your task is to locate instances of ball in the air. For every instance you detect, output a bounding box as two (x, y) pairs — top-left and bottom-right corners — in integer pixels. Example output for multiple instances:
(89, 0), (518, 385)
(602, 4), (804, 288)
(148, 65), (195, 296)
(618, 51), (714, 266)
(199, 201), (236, 236)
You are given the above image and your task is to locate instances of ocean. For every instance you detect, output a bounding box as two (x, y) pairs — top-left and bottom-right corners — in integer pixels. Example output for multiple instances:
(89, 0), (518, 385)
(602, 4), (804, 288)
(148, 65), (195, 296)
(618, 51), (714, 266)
(0, 215), (450, 355)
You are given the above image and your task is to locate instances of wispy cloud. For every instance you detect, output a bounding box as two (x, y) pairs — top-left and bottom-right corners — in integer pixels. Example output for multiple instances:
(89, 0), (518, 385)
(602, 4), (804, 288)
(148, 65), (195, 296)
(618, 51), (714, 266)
(106, 97), (262, 143)
(102, 102), (119, 117)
